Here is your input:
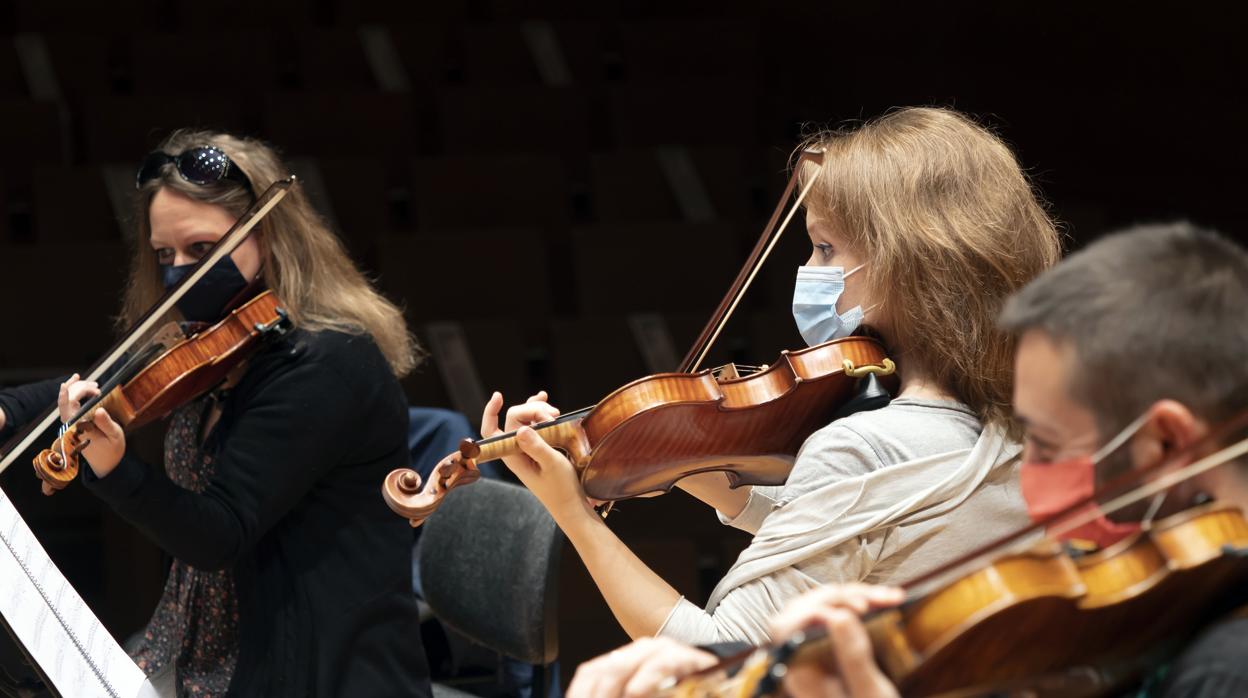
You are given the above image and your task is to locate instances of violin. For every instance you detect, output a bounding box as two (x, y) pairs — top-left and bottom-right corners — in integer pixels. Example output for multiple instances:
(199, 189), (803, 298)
(381, 151), (900, 524)
(668, 419), (1248, 697)
(0, 177), (296, 488)
(32, 291), (290, 495)
(385, 337), (895, 521)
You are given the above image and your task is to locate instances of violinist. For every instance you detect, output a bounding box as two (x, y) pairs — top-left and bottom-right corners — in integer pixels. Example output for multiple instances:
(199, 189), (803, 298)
(486, 107), (1061, 644)
(0, 131), (430, 697)
(567, 221), (1248, 697)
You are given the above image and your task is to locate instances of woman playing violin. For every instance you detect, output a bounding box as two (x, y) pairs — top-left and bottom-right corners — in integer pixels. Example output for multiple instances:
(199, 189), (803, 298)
(486, 107), (1061, 644)
(567, 222), (1248, 697)
(0, 131), (430, 697)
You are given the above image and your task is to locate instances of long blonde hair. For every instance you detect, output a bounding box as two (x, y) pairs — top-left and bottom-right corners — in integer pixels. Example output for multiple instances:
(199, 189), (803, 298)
(799, 107), (1061, 433)
(122, 129), (422, 377)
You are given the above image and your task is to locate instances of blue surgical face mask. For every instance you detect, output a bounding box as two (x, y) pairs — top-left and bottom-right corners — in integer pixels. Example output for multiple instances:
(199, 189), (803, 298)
(792, 263), (867, 346)
(161, 255), (253, 324)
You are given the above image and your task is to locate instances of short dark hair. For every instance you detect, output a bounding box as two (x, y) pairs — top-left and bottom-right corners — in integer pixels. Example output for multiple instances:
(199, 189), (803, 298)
(999, 222), (1248, 435)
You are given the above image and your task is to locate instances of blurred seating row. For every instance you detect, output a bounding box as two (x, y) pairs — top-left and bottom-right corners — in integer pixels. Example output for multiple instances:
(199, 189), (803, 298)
(0, 238), (805, 397)
(0, 21), (765, 92)
(0, 81), (811, 166)
(11, 14), (1181, 97)
(14, 0), (1160, 29)
(4, 0), (764, 29)
(366, 308), (807, 415)
(0, 147), (794, 242)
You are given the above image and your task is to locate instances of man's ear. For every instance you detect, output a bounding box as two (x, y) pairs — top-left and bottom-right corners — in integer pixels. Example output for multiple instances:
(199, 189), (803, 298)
(1130, 400), (1207, 469)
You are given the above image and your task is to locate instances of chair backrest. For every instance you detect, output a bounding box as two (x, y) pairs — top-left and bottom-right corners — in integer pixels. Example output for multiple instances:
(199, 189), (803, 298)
(417, 478), (561, 665)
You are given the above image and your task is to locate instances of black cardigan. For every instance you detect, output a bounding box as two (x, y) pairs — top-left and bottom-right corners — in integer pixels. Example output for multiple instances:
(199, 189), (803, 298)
(0, 330), (431, 697)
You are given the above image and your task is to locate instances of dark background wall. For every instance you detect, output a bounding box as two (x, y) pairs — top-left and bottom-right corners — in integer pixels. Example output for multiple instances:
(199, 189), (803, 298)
(0, 0), (1244, 683)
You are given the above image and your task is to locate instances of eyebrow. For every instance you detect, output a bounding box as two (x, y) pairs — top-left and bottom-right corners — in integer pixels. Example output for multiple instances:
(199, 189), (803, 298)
(1017, 412), (1063, 441)
(805, 224), (834, 240)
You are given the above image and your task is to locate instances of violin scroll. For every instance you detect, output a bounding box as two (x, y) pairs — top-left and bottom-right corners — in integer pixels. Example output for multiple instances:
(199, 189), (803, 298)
(33, 425), (90, 495)
(382, 452), (482, 527)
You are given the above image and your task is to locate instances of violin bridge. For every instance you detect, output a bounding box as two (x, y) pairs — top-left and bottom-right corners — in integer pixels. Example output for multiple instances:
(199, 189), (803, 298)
(148, 321), (191, 350)
(712, 363), (741, 380)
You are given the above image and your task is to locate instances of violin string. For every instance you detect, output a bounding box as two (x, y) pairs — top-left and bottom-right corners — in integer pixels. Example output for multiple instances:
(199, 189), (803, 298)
(57, 423), (68, 477)
(689, 154), (821, 374)
(65, 340), (167, 429)
(1141, 491), (1168, 527)
(472, 406), (593, 447)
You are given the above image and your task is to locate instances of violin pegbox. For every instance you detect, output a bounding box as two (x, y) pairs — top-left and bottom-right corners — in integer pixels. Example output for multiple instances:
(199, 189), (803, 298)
(381, 451), (481, 528)
(32, 425), (88, 495)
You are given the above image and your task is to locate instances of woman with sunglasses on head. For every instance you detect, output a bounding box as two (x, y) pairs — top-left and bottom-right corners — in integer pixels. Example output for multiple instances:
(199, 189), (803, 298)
(0, 131), (429, 697)
(486, 107), (1062, 646)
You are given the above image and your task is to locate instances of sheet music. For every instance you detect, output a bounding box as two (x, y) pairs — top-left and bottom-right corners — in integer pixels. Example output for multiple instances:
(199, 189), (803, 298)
(0, 488), (149, 698)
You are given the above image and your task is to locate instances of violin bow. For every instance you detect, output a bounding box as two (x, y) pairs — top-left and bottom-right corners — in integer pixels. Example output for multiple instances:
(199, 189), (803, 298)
(0, 176), (297, 475)
(679, 149), (824, 373)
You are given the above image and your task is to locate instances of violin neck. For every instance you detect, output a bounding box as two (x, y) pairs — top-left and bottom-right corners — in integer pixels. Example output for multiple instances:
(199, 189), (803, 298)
(471, 413), (591, 467)
(69, 388), (137, 435)
(661, 630), (841, 698)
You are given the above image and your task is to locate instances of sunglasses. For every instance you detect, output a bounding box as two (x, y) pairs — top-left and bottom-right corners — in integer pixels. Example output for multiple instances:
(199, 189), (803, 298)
(135, 145), (254, 194)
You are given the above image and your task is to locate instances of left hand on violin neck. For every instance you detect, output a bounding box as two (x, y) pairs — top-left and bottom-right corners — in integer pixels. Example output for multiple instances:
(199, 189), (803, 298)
(76, 409), (127, 479)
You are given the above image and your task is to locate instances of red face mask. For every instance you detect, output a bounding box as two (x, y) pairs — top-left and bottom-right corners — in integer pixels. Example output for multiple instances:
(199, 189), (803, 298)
(1019, 454), (1140, 549)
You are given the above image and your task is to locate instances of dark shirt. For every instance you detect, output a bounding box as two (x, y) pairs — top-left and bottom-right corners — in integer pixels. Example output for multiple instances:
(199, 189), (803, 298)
(0, 376), (62, 443)
(0, 329), (431, 697)
(1152, 616), (1248, 698)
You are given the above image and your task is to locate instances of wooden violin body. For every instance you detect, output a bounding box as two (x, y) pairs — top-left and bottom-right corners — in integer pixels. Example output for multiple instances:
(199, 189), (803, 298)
(866, 503), (1248, 696)
(382, 336), (896, 524)
(32, 291), (290, 494)
(565, 335), (892, 499)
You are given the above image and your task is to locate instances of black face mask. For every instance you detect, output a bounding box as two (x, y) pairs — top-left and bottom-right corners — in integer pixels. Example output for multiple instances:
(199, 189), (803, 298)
(161, 255), (252, 323)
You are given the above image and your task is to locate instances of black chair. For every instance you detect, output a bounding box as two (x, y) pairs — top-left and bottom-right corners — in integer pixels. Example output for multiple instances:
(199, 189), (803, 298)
(418, 478), (562, 698)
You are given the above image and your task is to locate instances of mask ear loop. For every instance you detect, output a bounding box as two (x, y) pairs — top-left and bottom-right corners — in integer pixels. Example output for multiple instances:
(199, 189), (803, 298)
(1091, 410), (1153, 464)
(1089, 409), (1169, 529)
(841, 263), (876, 319)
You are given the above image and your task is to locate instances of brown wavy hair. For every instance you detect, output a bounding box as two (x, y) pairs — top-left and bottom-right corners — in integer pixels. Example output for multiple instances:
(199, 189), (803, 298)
(798, 107), (1061, 434)
(122, 129), (422, 377)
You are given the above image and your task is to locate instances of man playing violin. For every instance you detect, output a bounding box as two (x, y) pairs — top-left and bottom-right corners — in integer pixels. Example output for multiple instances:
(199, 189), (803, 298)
(566, 221), (1248, 697)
